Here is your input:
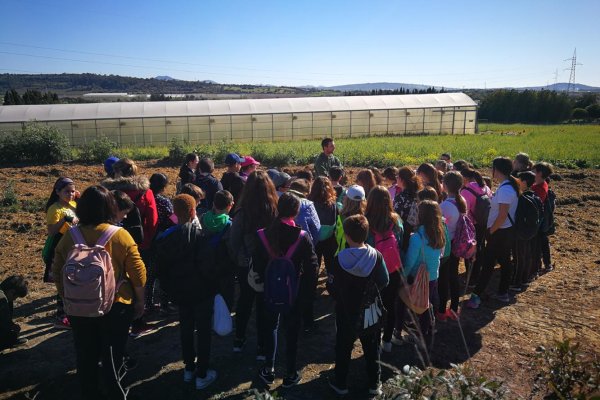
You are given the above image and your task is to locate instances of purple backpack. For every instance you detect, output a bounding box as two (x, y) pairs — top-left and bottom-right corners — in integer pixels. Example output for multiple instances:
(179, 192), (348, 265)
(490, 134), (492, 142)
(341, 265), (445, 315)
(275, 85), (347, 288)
(257, 229), (305, 313)
(449, 200), (477, 260)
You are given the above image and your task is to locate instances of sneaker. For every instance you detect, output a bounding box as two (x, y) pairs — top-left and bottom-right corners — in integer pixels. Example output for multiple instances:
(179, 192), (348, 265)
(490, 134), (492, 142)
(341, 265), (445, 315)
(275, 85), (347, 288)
(492, 293), (510, 303)
(258, 367), (275, 385)
(435, 310), (448, 322)
(282, 371), (302, 388)
(368, 383), (383, 396)
(447, 309), (460, 321)
(233, 337), (246, 353)
(328, 378), (349, 396)
(54, 316), (71, 330)
(130, 321), (154, 338)
(465, 294), (481, 309)
(195, 370), (217, 390)
(183, 367), (195, 383)
(381, 341), (392, 353)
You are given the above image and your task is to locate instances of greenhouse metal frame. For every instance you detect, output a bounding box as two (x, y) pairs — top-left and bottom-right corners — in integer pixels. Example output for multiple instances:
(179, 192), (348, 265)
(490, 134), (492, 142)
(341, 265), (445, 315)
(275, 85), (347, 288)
(0, 93), (478, 146)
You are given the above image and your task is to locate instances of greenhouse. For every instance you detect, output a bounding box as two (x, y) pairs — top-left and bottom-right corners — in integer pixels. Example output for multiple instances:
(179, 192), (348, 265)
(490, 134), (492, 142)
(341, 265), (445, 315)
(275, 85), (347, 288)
(0, 93), (478, 147)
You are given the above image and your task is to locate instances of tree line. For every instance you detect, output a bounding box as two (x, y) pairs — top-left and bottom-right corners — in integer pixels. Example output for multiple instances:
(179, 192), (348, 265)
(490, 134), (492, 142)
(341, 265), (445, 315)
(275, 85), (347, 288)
(3, 89), (61, 105)
(343, 87), (445, 96)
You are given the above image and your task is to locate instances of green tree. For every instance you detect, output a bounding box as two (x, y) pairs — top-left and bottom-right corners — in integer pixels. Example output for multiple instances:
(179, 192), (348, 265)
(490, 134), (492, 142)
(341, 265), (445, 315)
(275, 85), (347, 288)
(585, 103), (600, 119)
(3, 89), (23, 105)
(571, 108), (589, 120)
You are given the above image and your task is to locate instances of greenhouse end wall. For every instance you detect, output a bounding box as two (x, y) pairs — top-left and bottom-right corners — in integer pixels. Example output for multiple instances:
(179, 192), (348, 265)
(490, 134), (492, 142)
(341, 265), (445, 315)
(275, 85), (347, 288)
(0, 106), (477, 147)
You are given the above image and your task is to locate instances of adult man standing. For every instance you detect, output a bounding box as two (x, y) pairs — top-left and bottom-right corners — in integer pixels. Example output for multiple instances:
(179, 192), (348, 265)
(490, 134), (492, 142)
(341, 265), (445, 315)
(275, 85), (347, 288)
(314, 138), (342, 178)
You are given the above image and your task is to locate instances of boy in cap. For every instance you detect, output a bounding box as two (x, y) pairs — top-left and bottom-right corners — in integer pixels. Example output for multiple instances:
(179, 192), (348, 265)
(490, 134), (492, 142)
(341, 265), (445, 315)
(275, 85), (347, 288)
(104, 156), (119, 178)
(267, 169), (292, 197)
(240, 156), (260, 182)
(220, 153), (246, 208)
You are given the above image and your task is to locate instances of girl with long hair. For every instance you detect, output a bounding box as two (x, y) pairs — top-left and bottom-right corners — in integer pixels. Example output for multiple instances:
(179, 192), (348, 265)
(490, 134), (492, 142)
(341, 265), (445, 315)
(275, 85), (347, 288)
(308, 176), (338, 274)
(229, 170), (279, 358)
(356, 169), (377, 198)
(467, 157), (520, 308)
(365, 186), (404, 352)
(393, 167), (422, 250)
(416, 163), (443, 201)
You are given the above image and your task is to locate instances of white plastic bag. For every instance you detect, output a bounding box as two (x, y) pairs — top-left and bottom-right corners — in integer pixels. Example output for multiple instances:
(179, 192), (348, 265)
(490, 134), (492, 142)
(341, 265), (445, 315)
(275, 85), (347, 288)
(212, 294), (232, 336)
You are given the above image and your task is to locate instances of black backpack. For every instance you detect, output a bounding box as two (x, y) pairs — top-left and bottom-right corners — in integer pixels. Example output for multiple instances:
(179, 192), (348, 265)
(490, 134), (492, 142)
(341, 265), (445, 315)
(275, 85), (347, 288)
(463, 186), (491, 227)
(507, 187), (541, 241)
(122, 192), (145, 245)
(356, 274), (386, 335)
(540, 188), (556, 235)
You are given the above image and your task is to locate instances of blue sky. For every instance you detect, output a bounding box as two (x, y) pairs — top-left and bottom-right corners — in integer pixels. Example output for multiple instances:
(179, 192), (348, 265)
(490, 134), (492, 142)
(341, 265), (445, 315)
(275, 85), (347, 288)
(1, 0), (598, 88)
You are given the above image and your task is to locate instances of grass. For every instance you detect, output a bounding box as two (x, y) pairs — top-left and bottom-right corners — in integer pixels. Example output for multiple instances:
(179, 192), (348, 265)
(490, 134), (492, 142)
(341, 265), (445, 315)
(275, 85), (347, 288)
(108, 124), (600, 169)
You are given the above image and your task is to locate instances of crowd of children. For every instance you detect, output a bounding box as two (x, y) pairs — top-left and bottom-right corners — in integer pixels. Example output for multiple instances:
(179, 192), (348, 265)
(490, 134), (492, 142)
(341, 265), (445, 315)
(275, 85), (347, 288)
(0, 138), (558, 398)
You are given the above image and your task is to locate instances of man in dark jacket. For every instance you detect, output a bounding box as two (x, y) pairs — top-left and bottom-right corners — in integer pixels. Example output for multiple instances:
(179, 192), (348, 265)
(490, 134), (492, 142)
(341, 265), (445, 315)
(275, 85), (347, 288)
(328, 215), (389, 397)
(0, 275), (28, 350)
(155, 194), (218, 390)
(195, 157), (223, 214)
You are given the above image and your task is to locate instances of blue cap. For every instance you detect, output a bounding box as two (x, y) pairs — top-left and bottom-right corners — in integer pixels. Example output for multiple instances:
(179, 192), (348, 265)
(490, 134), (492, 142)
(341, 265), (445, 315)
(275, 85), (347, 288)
(224, 153), (245, 165)
(104, 156), (119, 175)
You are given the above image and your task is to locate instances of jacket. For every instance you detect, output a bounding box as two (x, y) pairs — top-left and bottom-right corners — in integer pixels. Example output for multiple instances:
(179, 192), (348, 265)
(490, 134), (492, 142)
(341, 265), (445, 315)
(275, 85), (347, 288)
(227, 209), (259, 268)
(292, 195), (321, 246)
(155, 222), (217, 304)
(329, 245), (389, 318)
(314, 153), (342, 177)
(195, 173), (223, 211)
(101, 176), (158, 250)
(220, 172), (245, 206)
(402, 225), (443, 281)
(178, 165), (195, 185)
(201, 211), (235, 276)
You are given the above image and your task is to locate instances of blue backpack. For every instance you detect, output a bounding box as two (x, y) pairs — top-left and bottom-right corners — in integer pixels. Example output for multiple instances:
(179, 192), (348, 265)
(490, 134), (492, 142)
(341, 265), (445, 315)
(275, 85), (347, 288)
(257, 229), (305, 313)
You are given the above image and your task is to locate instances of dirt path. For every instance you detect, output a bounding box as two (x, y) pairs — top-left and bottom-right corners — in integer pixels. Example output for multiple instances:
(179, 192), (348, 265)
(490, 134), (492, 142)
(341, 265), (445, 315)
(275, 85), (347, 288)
(0, 162), (598, 399)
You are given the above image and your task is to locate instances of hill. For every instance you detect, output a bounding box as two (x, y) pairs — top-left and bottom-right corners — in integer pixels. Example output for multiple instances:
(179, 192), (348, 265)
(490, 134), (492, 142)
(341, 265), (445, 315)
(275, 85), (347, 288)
(326, 82), (448, 91)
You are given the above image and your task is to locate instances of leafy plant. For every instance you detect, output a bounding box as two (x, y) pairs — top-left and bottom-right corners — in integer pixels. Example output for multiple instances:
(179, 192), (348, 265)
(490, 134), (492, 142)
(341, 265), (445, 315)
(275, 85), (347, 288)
(167, 138), (188, 163)
(78, 137), (117, 163)
(535, 340), (600, 399)
(0, 122), (71, 164)
(1, 181), (18, 208)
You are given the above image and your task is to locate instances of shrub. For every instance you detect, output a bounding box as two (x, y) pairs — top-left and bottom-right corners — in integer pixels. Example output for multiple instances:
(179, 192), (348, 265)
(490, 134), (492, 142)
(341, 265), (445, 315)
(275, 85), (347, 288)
(168, 138), (188, 163)
(1, 181), (18, 207)
(586, 104), (600, 119)
(536, 340), (600, 399)
(78, 137), (117, 163)
(571, 108), (589, 120)
(0, 122), (71, 164)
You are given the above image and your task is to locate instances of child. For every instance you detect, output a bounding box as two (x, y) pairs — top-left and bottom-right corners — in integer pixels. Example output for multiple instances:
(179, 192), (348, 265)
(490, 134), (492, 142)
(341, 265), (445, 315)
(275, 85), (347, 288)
(328, 166), (346, 207)
(513, 171), (543, 288)
(150, 173), (175, 234)
(335, 185), (366, 255)
(0, 275), (29, 350)
(155, 194), (218, 390)
(254, 193), (318, 387)
(416, 163), (443, 202)
(365, 186), (403, 352)
(440, 153), (453, 170)
(178, 153), (199, 191)
(308, 176), (338, 275)
(221, 153), (246, 206)
(383, 167), (399, 199)
(397, 200), (445, 342)
(195, 157), (223, 213)
(111, 190), (135, 223)
(200, 190), (235, 309)
(180, 183), (205, 225)
(356, 169), (376, 198)
(44, 177), (79, 329)
(532, 162), (555, 273)
(328, 215), (389, 396)
(103, 156), (119, 178)
(394, 167), (422, 250)
(240, 156), (260, 181)
(267, 169), (292, 196)
(512, 152), (533, 176)
(435, 160), (448, 174)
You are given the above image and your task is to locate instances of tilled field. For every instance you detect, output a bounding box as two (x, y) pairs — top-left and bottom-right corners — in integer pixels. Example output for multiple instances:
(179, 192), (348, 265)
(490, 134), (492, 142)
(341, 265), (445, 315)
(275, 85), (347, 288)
(0, 161), (598, 400)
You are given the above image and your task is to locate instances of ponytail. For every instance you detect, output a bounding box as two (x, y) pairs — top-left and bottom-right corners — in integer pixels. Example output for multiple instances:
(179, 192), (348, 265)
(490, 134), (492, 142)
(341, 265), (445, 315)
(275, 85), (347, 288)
(461, 168), (485, 188)
(443, 171), (467, 214)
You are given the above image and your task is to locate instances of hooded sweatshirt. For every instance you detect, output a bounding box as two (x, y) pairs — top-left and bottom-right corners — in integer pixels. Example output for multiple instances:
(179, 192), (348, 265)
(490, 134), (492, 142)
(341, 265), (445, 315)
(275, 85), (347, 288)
(201, 210), (230, 234)
(101, 176), (158, 250)
(195, 173), (223, 211)
(330, 245), (389, 318)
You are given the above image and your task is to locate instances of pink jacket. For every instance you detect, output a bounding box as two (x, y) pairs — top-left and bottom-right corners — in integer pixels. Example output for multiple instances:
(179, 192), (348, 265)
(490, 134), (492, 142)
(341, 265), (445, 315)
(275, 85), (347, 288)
(460, 182), (492, 224)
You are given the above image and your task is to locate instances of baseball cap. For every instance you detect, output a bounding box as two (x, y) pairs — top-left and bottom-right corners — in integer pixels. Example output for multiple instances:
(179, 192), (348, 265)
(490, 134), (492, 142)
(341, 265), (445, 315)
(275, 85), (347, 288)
(346, 185), (366, 201)
(267, 169), (291, 189)
(224, 153), (245, 165)
(104, 156), (119, 175)
(241, 156), (260, 168)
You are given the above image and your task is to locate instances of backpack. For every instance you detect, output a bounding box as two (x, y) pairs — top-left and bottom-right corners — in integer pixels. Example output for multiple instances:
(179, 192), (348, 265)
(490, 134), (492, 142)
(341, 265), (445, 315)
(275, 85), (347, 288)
(318, 205), (337, 242)
(334, 215), (347, 256)
(448, 200), (477, 260)
(372, 224), (402, 273)
(356, 273), (386, 335)
(122, 191), (145, 245)
(399, 232), (430, 315)
(504, 185), (540, 240)
(62, 225), (121, 317)
(463, 186), (491, 227)
(257, 229), (305, 313)
(540, 188), (556, 235)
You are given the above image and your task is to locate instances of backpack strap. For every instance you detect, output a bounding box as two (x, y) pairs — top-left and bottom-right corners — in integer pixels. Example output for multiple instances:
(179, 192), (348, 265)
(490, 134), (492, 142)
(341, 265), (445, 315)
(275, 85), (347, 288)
(285, 231), (306, 259)
(257, 229), (277, 259)
(96, 225), (121, 247)
(463, 186), (479, 198)
(69, 226), (86, 245)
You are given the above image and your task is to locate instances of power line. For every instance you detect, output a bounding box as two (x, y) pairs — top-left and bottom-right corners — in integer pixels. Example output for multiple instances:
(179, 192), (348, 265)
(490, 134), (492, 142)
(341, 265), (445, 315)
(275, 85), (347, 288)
(563, 48), (583, 94)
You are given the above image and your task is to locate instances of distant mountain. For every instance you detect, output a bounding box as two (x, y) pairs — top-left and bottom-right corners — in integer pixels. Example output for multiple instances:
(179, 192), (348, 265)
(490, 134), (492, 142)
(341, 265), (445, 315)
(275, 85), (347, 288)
(519, 82), (600, 92)
(154, 75), (175, 81)
(326, 82), (448, 92)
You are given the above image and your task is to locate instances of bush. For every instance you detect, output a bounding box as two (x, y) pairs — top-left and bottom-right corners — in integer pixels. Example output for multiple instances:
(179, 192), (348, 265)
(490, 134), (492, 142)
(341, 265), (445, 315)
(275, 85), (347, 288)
(78, 137), (117, 163)
(1, 181), (18, 207)
(0, 122), (71, 164)
(586, 104), (600, 119)
(168, 138), (188, 163)
(536, 340), (600, 399)
(571, 108), (589, 120)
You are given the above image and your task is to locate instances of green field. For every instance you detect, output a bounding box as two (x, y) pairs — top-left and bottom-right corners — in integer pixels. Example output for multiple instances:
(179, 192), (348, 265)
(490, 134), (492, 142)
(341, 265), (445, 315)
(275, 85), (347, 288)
(115, 124), (600, 169)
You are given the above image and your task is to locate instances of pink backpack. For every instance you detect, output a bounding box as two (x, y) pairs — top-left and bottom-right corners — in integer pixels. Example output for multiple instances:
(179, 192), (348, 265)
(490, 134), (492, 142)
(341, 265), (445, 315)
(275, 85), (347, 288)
(62, 225), (121, 317)
(449, 200), (477, 260)
(372, 224), (402, 273)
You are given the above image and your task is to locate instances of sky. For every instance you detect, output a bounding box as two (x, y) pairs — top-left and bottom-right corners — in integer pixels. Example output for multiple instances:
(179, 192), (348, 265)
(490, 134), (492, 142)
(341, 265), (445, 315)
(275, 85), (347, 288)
(1, 0), (599, 88)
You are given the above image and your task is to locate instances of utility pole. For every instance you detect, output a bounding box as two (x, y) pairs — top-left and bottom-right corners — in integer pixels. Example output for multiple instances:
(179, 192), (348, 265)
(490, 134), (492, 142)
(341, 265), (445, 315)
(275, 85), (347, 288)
(564, 48), (583, 94)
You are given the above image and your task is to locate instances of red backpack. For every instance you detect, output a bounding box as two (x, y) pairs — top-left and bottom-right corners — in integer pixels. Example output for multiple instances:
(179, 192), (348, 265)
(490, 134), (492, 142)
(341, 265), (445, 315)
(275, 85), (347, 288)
(372, 224), (402, 273)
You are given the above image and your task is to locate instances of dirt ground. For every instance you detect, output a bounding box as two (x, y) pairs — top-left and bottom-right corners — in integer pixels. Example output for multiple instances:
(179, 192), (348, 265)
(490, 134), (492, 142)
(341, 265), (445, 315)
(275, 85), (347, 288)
(0, 161), (598, 400)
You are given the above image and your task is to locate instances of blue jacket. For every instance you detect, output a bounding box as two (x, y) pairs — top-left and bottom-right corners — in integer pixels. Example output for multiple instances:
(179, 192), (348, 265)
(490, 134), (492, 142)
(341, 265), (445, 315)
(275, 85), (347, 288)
(402, 225), (443, 281)
(295, 198), (321, 246)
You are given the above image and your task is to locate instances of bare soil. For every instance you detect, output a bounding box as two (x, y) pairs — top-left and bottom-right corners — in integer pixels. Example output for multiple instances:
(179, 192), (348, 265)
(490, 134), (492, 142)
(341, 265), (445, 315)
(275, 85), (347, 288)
(0, 161), (598, 400)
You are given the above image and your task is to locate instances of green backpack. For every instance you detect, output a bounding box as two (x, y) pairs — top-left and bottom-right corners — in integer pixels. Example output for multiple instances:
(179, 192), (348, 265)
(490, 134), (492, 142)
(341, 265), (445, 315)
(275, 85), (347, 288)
(334, 215), (347, 256)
